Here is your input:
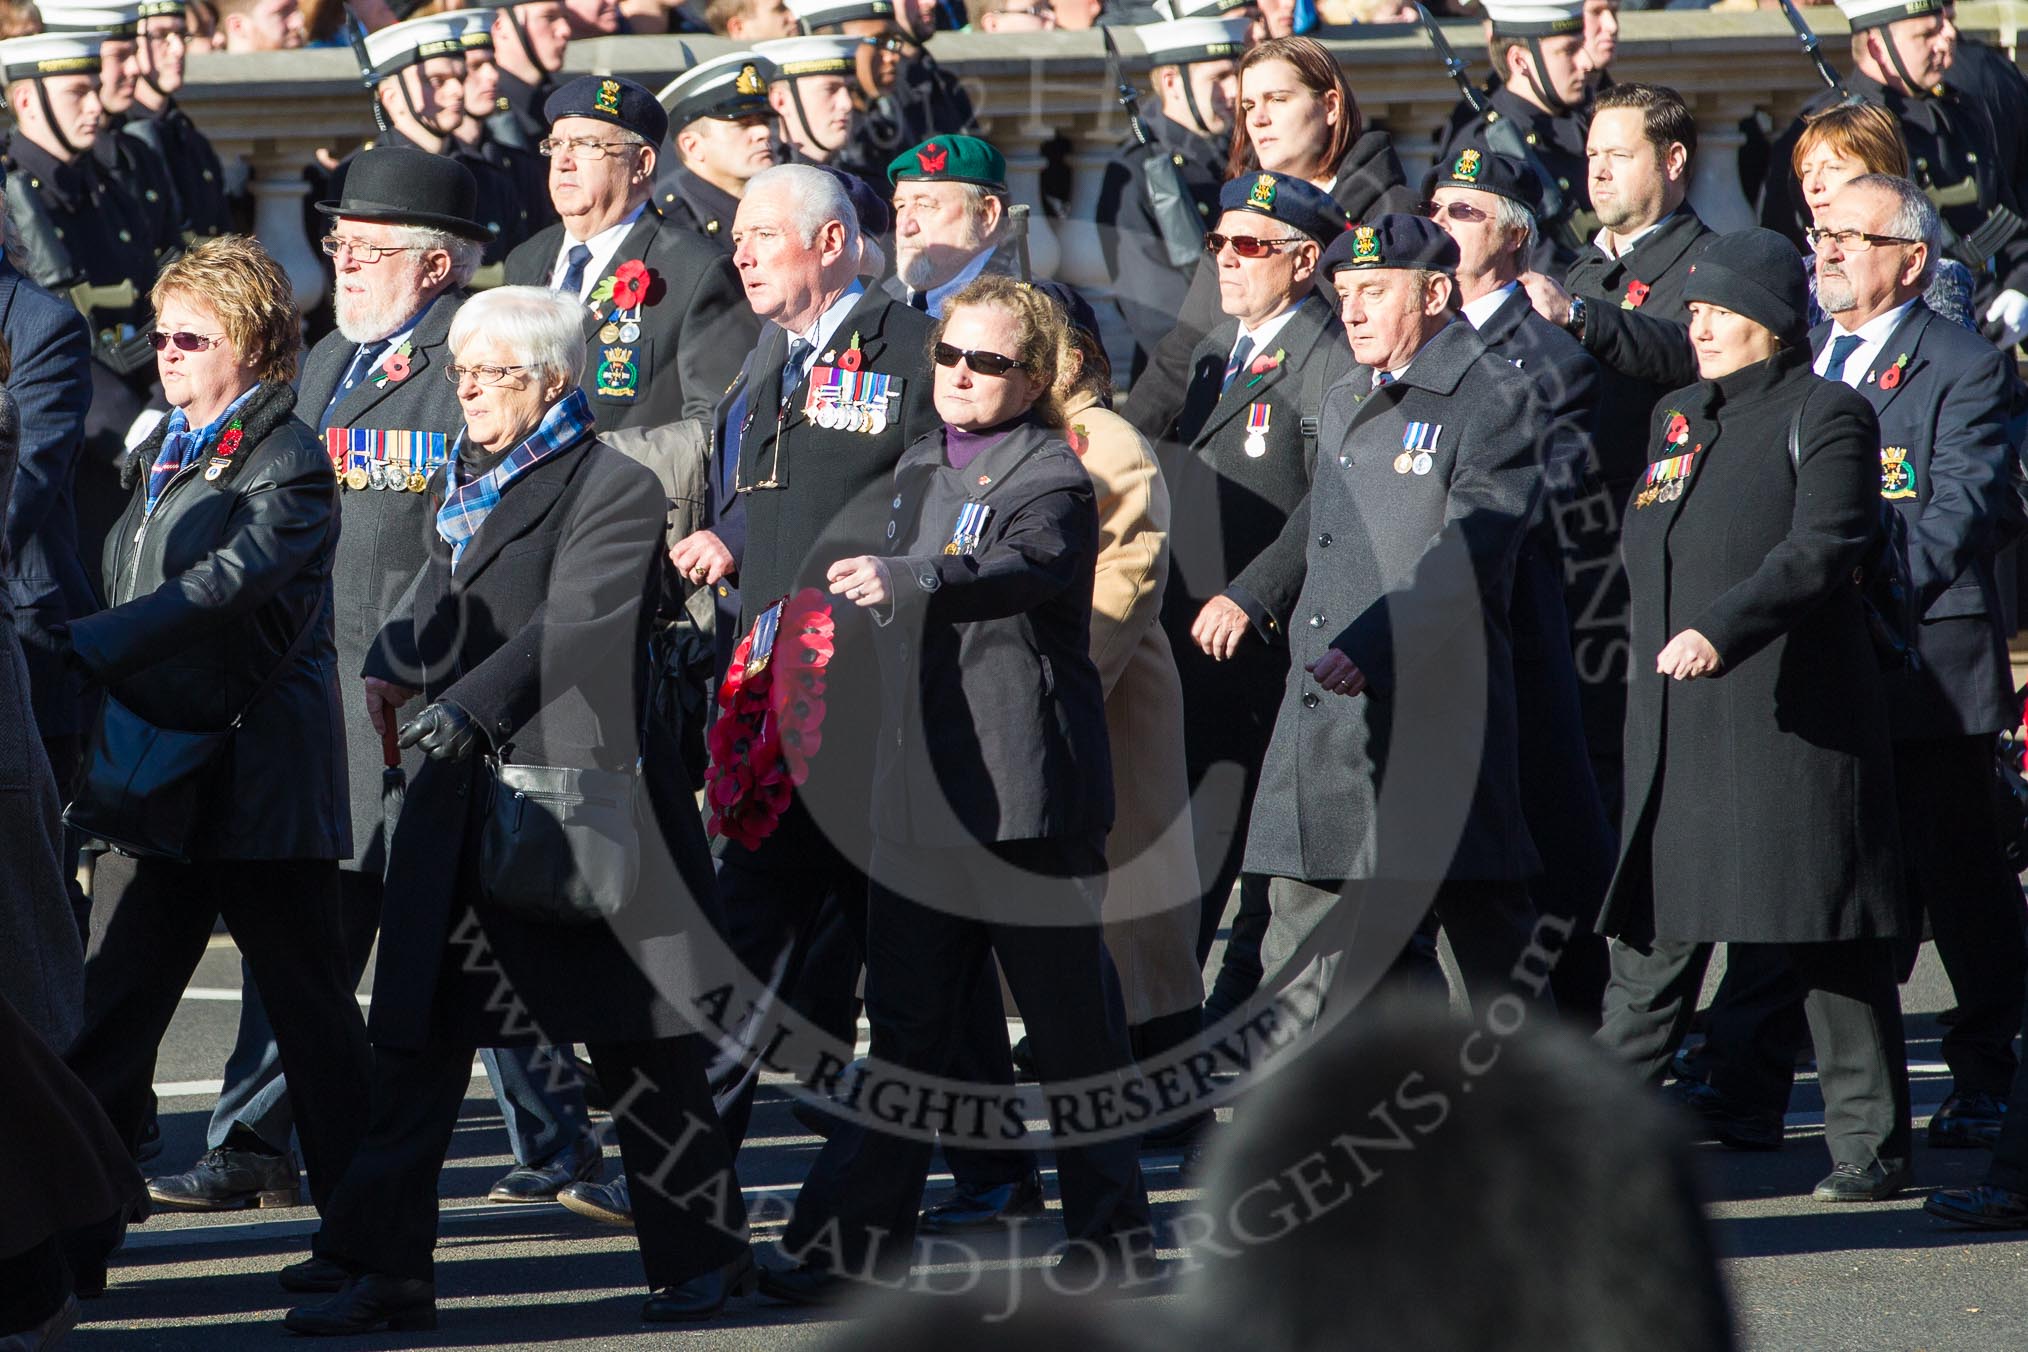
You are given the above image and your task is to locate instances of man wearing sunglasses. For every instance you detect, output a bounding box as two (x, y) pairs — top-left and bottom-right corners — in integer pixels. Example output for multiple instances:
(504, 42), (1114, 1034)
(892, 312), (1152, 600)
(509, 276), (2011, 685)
(881, 134), (1027, 315)
(1163, 170), (1351, 1030)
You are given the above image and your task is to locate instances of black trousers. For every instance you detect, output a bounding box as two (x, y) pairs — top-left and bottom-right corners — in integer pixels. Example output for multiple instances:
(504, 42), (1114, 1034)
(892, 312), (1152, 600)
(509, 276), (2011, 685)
(782, 837), (1151, 1277)
(315, 1034), (746, 1288)
(1598, 935), (1912, 1167)
(65, 855), (371, 1208)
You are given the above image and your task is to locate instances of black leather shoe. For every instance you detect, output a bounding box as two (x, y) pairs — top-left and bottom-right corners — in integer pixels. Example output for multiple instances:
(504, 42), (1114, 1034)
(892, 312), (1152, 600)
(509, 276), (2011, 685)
(1925, 1183), (2028, 1229)
(488, 1136), (601, 1202)
(918, 1175), (1045, 1233)
(558, 1175), (634, 1227)
(283, 1276), (437, 1335)
(757, 1262), (848, 1307)
(1928, 1090), (2006, 1149)
(278, 1256), (354, 1294)
(149, 1147), (302, 1210)
(1663, 1079), (1784, 1152)
(642, 1250), (758, 1321)
(1813, 1159), (1912, 1203)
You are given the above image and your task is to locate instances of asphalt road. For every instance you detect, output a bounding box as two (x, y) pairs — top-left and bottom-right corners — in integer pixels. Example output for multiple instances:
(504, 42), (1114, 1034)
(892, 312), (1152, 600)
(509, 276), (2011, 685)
(60, 925), (2028, 1352)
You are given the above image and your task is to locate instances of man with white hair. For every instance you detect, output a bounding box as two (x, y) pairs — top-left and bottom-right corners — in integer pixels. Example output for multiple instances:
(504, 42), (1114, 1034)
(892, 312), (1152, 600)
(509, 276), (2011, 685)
(881, 133), (1024, 315)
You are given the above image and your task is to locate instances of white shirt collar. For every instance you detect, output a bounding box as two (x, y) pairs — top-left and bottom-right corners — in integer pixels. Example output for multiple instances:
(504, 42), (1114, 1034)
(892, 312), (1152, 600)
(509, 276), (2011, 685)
(1461, 280), (1521, 331)
(1229, 302), (1303, 365)
(1593, 211), (1673, 261)
(550, 203), (648, 302)
(791, 279), (867, 356)
(1815, 297), (1917, 386)
(916, 245), (997, 319)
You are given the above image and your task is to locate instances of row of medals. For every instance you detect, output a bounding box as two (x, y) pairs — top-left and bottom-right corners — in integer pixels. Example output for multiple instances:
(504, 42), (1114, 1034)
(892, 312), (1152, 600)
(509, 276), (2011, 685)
(343, 460), (430, 493)
(813, 399), (889, 434)
(1392, 450), (1434, 476)
(599, 318), (644, 345)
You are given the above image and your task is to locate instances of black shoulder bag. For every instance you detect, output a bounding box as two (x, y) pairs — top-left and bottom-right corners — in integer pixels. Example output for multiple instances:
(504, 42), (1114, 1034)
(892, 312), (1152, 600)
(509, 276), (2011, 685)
(478, 755), (644, 926)
(1786, 402), (1920, 674)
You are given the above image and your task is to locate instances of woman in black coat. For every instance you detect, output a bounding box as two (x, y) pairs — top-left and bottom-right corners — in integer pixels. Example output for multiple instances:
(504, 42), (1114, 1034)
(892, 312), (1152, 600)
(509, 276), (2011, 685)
(1594, 230), (1913, 1203)
(284, 287), (749, 1334)
(764, 277), (1149, 1301)
(48, 239), (372, 1279)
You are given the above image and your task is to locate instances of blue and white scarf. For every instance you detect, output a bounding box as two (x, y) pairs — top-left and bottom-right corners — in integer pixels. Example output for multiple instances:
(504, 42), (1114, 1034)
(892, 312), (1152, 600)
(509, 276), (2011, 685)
(145, 386), (257, 517)
(435, 388), (597, 571)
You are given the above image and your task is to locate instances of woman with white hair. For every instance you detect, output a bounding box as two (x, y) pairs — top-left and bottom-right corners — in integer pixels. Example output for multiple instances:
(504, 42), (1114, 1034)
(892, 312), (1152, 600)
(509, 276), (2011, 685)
(283, 286), (754, 1334)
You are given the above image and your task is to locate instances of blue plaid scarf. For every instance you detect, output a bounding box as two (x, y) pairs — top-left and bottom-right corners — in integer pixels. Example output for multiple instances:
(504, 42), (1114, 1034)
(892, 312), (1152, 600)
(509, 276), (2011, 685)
(145, 387), (257, 517)
(435, 388), (597, 571)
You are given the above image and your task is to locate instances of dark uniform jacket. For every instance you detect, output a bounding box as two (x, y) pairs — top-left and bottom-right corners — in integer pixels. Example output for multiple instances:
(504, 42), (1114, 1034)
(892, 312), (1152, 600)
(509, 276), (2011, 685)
(486, 67), (553, 155)
(125, 98), (234, 237)
(362, 434), (717, 1049)
(0, 261), (95, 737)
(506, 205), (755, 430)
(1094, 109), (1225, 363)
(1437, 85), (1592, 270)
(96, 116), (184, 257)
(68, 384), (349, 861)
(298, 290), (467, 875)
(848, 53), (978, 192)
(1243, 320), (1546, 884)
(1602, 351), (1904, 945)
(1162, 292), (1349, 785)
(1761, 73), (2028, 304)
(869, 419), (1112, 849)
(1812, 302), (2022, 739)
(655, 162), (741, 254)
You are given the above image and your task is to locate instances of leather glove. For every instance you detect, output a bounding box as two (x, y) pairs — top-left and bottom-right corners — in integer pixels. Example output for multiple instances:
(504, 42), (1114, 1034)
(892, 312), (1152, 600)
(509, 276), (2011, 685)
(1984, 289), (2028, 350)
(396, 700), (485, 762)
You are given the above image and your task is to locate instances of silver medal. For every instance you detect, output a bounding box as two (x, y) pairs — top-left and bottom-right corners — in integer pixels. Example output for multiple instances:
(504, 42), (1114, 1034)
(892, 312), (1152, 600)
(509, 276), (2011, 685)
(1244, 432), (1267, 459)
(1412, 451), (1433, 476)
(619, 322), (641, 344)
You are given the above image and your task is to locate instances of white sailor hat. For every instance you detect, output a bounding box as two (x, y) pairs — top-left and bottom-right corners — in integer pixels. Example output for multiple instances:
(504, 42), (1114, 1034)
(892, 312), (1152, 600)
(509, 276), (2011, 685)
(787, 0), (894, 31)
(658, 51), (776, 129)
(1151, 0), (1253, 21)
(38, 1), (142, 37)
(134, 0), (184, 19)
(0, 30), (106, 80)
(753, 34), (858, 79)
(1136, 15), (1248, 64)
(1834, 0), (1943, 30)
(1480, 0), (1585, 37)
(361, 11), (480, 82)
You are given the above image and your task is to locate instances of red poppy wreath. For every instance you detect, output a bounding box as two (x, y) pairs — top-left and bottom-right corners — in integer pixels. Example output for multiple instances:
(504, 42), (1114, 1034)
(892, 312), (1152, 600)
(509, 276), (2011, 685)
(704, 587), (836, 848)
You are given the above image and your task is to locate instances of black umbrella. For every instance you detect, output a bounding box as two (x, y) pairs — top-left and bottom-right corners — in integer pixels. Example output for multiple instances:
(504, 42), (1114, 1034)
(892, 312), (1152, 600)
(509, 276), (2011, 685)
(382, 717), (406, 841)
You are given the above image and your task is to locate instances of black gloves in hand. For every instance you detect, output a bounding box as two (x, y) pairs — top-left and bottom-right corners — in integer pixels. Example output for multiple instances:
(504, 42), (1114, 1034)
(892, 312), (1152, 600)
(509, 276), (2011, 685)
(396, 700), (485, 761)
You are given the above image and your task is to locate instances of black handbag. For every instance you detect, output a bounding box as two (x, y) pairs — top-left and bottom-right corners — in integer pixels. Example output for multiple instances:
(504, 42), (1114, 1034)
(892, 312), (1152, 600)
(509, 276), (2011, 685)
(478, 758), (643, 924)
(63, 594), (326, 862)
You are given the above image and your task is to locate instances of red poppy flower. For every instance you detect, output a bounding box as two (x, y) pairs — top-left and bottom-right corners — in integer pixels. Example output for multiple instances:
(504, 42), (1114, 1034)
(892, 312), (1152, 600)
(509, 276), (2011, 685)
(382, 353), (412, 384)
(839, 348), (863, 373)
(216, 425), (244, 458)
(1665, 413), (1689, 445)
(1879, 364), (1902, 390)
(1625, 279), (1651, 308)
(610, 260), (653, 311)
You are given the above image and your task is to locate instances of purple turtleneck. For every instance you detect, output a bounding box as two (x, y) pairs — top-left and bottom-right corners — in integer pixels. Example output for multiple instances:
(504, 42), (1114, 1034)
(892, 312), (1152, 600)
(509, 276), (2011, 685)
(945, 416), (1026, 471)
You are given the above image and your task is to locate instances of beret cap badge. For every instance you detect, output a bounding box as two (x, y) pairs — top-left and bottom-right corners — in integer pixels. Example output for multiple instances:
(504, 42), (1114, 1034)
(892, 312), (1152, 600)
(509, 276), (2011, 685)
(734, 62), (766, 95)
(1247, 173), (1277, 210)
(1350, 224), (1381, 265)
(595, 78), (622, 116)
(917, 141), (949, 175)
(1453, 148), (1481, 182)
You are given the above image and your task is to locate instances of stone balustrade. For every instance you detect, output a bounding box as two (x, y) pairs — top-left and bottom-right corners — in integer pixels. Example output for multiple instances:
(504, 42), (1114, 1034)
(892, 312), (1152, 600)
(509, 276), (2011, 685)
(164, 0), (2027, 308)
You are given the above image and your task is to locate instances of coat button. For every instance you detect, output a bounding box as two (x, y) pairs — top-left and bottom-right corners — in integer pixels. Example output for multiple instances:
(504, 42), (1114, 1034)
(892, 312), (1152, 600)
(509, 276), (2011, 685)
(1301, 692), (1320, 708)
(1338, 455), (1350, 467)
(1317, 532), (1332, 547)
(1308, 614), (1322, 627)
(892, 495), (903, 508)
(885, 522), (896, 540)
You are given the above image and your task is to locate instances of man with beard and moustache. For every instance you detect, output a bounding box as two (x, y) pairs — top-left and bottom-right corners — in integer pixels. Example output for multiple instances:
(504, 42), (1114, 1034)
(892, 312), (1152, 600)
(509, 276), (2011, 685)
(881, 134), (1025, 315)
(655, 51), (779, 253)
(1759, 0), (2028, 349)
(0, 31), (173, 605)
(146, 150), (607, 1218)
(504, 75), (755, 430)
(1436, 0), (1597, 271)
(1519, 81), (1713, 826)
(124, 0), (234, 237)
(756, 35), (867, 181)
(484, 0), (572, 156)
(37, 3), (184, 255)
(445, 9), (548, 259)
(1094, 15), (1246, 374)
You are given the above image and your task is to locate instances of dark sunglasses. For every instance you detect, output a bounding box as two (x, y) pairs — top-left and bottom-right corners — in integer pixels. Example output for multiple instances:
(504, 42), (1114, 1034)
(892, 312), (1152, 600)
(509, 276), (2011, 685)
(933, 342), (1025, 377)
(148, 330), (227, 352)
(1204, 232), (1306, 259)
(1420, 199), (1493, 223)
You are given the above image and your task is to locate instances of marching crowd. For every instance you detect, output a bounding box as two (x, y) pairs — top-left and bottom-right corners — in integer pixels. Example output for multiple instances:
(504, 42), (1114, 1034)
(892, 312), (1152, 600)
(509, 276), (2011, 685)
(8, 0), (2028, 1340)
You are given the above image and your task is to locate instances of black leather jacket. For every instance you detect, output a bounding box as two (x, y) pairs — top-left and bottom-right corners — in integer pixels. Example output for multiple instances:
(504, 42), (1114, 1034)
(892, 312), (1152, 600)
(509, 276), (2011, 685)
(67, 381), (351, 860)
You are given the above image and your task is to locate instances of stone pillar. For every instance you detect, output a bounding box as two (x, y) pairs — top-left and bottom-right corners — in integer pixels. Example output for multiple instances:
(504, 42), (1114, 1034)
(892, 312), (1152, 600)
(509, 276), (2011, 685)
(248, 159), (324, 314)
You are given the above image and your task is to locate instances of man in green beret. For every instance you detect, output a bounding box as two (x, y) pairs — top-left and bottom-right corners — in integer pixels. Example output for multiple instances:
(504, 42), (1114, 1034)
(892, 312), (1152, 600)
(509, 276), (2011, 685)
(880, 132), (1029, 316)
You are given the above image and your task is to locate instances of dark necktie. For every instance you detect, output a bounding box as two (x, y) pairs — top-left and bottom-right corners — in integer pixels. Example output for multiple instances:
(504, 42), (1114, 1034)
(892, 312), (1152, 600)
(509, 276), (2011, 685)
(323, 337), (390, 428)
(781, 338), (813, 411)
(1221, 334), (1255, 393)
(1372, 370), (1395, 392)
(1824, 332), (1866, 385)
(557, 243), (593, 298)
(909, 290), (929, 312)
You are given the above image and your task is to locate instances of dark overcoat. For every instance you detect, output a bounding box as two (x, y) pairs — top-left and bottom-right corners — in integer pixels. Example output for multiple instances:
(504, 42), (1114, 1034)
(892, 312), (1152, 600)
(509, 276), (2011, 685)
(125, 100), (235, 237)
(299, 289), (469, 876)
(505, 205), (756, 430)
(1810, 303), (2021, 740)
(869, 420), (1113, 849)
(1162, 291), (1348, 790)
(1093, 109), (1226, 363)
(1600, 350), (1905, 945)
(1243, 320), (1545, 884)
(361, 433), (716, 1049)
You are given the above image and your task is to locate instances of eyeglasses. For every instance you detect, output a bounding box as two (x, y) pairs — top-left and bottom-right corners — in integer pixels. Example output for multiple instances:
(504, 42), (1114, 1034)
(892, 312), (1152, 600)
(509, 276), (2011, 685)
(537, 135), (645, 160)
(932, 343), (1025, 377)
(1803, 226), (1919, 252)
(147, 330), (227, 352)
(1204, 232), (1306, 259)
(1420, 199), (1493, 224)
(445, 363), (532, 386)
(321, 235), (422, 264)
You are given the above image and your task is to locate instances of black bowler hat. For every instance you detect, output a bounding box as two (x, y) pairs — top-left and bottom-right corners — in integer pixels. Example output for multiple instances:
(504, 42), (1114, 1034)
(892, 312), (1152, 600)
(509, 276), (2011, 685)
(1683, 227), (1808, 344)
(1420, 145), (1544, 219)
(315, 146), (496, 242)
(545, 74), (669, 149)
(1322, 213), (1460, 276)
(1217, 170), (1351, 245)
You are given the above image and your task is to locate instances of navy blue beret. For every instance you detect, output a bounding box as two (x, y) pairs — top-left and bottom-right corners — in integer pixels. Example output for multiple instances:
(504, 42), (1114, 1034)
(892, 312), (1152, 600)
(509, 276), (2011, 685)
(1216, 171), (1351, 245)
(544, 74), (668, 147)
(1419, 145), (1543, 219)
(1322, 213), (1461, 275)
(812, 163), (892, 238)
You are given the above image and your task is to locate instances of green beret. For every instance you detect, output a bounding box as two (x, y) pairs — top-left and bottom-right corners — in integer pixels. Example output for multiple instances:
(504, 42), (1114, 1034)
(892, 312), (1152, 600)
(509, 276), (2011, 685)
(888, 135), (1007, 192)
